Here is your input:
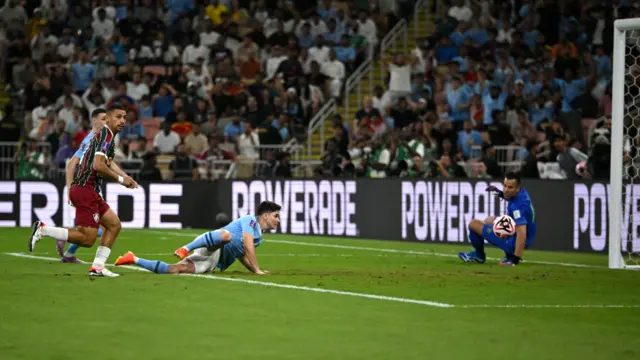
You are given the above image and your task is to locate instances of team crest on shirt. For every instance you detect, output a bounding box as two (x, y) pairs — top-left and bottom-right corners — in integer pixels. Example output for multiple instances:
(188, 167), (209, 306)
(93, 213), (99, 223)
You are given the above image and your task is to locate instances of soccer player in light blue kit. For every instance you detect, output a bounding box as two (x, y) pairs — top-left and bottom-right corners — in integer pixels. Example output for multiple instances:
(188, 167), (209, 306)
(458, 172), (536, 266)
(58, 108), (108, 263)
(115, 201), (281, 275)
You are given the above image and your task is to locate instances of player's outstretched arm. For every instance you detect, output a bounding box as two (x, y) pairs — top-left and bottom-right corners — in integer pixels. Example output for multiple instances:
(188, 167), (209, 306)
(242, 232), (265, 275)
(93, 155), (136, 188)
(109, 161), (139, 189)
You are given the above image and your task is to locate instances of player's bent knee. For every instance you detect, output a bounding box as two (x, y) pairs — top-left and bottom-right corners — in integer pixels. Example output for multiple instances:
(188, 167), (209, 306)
(75, 227), (98, 247)
(468, 220), (484, 233)
(219, 230), (232, 243)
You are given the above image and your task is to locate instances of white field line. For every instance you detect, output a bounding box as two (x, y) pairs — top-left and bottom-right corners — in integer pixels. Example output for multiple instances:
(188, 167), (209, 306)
(2, 252), (453, 308)
(5, 252), (638, 309)
(146, 231), (606, 269)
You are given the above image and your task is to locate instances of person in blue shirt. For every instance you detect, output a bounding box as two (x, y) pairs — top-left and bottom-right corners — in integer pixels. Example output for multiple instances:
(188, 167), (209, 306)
(446, 76), (472, 126)
(482, 85), (508, 125)
(457, 120), (483, 158)
(71, 52), (96, 93)
(459, 172), (537, 266)
(115, 201), (282, 275)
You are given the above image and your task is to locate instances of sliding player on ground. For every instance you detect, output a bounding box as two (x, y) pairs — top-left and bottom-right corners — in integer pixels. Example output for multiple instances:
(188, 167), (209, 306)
(58, 108), (108, 262)
(458, 172), (536, 266)
(28, 105), (138, 277)
(115, 201), (281, 275)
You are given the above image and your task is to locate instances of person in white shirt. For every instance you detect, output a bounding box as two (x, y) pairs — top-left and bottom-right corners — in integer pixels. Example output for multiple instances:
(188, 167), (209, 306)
(199, 22), (220, 47)
(56, 85), (83, 108)
(129, 41), (155, 64)
(309, 14), (328, 37)
(262, 15), (280, 38)
(56, 31), (75, 60)
(264, 46), (288, 81)
(31, 96), (51, 136)
(236, 122), (260, 159)
(321, 50), (345, 99)
(448, 0), (473, 22)
(57, 96), (76, 129)
(154, 121), (181, 154)
(384, 53), (415, 103)
(182, 38), (210, 66)
(308, 37), (330, 64)
(357, 11), (378, 47)
(92, 8), (114, 42)
(126, 73), (150, 102)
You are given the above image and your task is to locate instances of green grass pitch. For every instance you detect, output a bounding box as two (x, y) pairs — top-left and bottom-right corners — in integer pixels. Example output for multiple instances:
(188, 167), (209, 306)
(0, 227), (639, 360)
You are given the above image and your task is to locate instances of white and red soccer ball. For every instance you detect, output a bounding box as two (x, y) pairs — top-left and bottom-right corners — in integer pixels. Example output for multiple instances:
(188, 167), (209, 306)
(493, 215), (516, 239)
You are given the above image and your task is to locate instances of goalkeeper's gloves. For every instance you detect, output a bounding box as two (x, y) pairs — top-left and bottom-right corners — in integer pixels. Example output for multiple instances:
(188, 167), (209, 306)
(486, 185), (505, 200)
(500, 254), (521, 266)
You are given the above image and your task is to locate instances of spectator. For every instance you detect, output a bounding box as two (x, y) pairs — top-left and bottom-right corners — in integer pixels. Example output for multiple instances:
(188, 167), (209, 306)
(154, 121), (181, 154)
(553, 134), (588, 179)
(236, 122), (260, 159)
(71, 53), (96, 95)
(184, 123), (209, 156)
(457, 120), (482, 159)
(520, 139), (541, 179)
(224, 115), (243, 143)
(172, 112), (193, 138)
(139, 152), (163, 181)
(92, 8), (115, 42)
(120, 112), (145, 141)
(169, 144), (200, 181)
(321, 49), (345, 102)
(481, 143), (501, 178)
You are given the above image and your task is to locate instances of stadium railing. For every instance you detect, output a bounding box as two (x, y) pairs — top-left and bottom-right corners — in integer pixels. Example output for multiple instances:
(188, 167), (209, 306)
(305, 98), (337, 159)
(470, 144), (526, 175)
(413, 0), (430, 40)
(343, 56), (374, 121)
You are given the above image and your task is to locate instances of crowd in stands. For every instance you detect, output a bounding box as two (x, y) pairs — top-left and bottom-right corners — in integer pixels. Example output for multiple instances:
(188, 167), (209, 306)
(318, 0), (635, 181)
(0, 0), (410, 180)
(0, 0), (636, 181)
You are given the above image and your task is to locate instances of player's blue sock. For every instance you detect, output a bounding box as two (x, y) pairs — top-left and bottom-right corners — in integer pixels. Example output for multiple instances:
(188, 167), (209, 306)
(468, 231), (486, 259)
(136, 258), (169, 274)
(65, 228), (103, 257)
(184, 231), (223, 252)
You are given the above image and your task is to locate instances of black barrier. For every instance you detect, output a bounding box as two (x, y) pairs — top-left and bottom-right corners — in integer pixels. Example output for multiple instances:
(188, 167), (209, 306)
(0, 179), (628, 254)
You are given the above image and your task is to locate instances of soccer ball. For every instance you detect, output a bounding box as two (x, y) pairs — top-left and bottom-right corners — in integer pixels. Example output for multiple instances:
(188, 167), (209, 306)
(493, 215), (516, 239)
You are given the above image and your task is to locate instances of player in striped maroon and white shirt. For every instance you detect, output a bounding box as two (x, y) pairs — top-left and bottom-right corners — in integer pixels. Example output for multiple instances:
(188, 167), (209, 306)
(28, 105), (138, 277)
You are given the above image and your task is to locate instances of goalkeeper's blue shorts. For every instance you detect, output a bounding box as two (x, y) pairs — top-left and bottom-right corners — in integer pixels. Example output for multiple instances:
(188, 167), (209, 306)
(482, 224), (534, 255)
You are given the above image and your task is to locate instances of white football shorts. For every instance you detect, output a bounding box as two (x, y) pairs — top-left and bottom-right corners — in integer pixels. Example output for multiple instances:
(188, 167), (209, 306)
(179, 247), (221, 274)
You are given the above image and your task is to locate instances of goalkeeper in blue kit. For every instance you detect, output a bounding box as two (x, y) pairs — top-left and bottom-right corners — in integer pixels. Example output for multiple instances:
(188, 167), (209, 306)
(459, 172), (537, 266)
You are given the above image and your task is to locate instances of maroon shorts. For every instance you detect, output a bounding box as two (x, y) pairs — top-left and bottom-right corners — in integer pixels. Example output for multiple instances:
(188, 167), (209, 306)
(69, 186), (110, 228)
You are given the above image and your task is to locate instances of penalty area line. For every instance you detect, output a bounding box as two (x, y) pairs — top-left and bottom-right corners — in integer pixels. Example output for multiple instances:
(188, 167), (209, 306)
(2, 252), (453, 309)
(146, 231), (605, 269)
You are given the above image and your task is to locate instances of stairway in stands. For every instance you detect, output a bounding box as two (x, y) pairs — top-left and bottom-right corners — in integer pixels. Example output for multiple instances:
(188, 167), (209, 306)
(305, 8), (436, 161)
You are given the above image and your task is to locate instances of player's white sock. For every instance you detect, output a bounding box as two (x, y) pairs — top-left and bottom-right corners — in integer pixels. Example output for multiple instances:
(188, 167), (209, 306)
(91, 246), (111, 269)
(42, 227), (69, 241)
(133, 256), (140, 264)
